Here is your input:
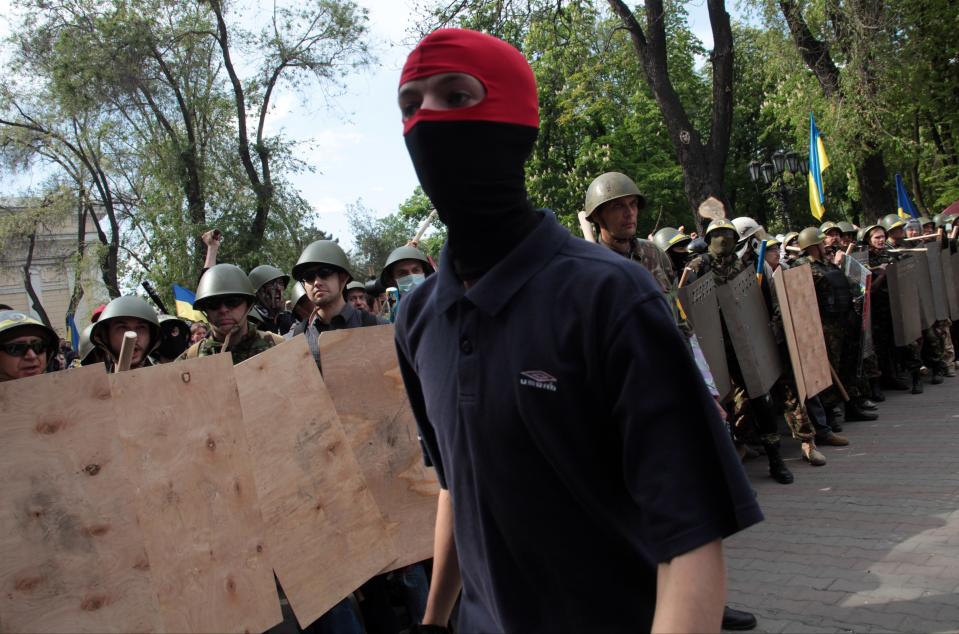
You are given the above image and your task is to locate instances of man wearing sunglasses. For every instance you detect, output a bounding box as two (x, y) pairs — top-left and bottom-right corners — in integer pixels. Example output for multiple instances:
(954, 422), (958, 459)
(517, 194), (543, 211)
(288, 240), (384, 368)
(0, 310), (59, 382)
(179, 263), (285, 364)
(90, 296), (161, 371)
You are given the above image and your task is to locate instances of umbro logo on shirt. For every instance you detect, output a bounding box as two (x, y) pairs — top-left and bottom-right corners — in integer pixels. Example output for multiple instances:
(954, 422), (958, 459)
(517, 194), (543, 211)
(519, 370), (558, 392)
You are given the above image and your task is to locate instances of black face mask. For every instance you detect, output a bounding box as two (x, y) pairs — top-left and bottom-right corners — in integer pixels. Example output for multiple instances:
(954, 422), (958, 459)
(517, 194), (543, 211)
(405, 120), (541, 280)
(158, 328), (189, 359)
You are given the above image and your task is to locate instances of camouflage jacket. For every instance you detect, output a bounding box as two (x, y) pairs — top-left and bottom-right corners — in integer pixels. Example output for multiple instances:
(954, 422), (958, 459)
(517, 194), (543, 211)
(686, 251), (746, 284)
(599, 236), (675, 294)
(177, 328), (286, 365)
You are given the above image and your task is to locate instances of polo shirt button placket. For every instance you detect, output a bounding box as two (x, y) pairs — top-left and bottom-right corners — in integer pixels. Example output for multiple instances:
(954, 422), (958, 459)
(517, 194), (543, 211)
(460, 336), (473, 354)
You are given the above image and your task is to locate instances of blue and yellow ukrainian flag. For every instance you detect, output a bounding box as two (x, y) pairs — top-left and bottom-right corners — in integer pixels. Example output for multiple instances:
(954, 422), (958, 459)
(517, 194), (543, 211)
(895, 173), (920, 220)
(65, 313), (80, 352)
(173, 284), (207, 322)
(808, 113), (830, 221)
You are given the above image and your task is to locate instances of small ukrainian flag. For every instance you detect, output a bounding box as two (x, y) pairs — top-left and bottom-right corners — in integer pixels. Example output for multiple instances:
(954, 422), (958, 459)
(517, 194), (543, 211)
(895, 173), (920, 220)
(808, 113), (830, 221)
(173, 284), (207, 323)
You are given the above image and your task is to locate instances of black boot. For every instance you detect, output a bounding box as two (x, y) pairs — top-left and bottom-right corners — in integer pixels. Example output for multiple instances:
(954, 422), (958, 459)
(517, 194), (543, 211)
(846, 400), (878, 421)
(870, 379), (885, 402)
(722, 605), (758, 631)
(931, 370), (944, 385)
(911, 370), (924, 394)
(824, 404), (844, 433)
(857, 397), (878, 411)
(764, 441), (794, 484)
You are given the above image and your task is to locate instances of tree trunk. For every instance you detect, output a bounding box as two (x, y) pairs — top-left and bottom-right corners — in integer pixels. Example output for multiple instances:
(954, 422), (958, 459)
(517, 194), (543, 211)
(23, 227), (53, 328)
(856, 149), (894, 222)
(66, 193), (89, 316)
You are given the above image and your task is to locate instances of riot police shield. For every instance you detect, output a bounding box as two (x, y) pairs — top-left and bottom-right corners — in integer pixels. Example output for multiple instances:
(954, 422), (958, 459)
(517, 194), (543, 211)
(925, 244), (950, 322)
(913, 252), (937, 329)
(716, 267), (782, 398)
(938, 245), (959, 319)
(772, 264), (832, 403)
(678, 272), (730, 400)
(887, 259), (923, 346)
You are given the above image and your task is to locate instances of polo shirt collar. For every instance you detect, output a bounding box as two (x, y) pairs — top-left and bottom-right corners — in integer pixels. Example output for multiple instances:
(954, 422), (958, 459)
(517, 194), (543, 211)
(432, 210), (569, 317)
(312, 302), (354, 330)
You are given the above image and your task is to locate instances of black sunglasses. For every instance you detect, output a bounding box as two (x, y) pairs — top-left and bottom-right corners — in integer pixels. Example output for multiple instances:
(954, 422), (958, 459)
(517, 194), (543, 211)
(299, 267), (341, 284)
(202, 296), (247, 311)
(1, 341), (49, 357)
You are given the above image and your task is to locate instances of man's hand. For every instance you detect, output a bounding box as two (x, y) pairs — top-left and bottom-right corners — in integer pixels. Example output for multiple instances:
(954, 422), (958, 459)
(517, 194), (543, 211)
(202, 229), (222, 248)
(832, 250), (845, 266)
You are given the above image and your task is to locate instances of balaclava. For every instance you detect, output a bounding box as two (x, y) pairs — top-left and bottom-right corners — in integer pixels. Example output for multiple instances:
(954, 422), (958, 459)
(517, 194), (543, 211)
(401, 29), (541, 280)
(708, 229), (738, 260)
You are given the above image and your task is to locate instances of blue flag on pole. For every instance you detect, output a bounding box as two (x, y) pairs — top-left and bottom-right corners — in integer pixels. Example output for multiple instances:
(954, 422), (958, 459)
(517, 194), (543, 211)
(173, 284), (208, 322)
(895, 173), (920, 220)
(808, 113), (830, 221)
(65, 313), (80, 353)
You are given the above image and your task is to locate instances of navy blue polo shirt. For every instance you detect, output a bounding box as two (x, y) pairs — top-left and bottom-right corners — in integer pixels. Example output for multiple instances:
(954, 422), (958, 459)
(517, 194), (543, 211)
(395, 211), (762, 633)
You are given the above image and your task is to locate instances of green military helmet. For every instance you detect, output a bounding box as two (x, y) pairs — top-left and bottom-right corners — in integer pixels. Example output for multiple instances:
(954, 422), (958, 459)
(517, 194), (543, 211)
(860, 224), (885, 246)
(917, 216), (933, 227)
(732, 217), (763, 242)
(819, 220), (840, 235)
(584, 172), (647, 221)
(837, 221), (856, 235)
(880, 213), (906, 232)
(78, 323), (97, 365)
(704, 218), (738, 239)
(765, 235), (781, 248)
(291, 281), (308, 307)
(652, 227), (691, 253)
(292, 240), (352, 282)
(380, 244), (435, 287)
(798, 227), (824, 249)
(90, 295), (161, 354)
(159, 314), (189, 338)
(194, 263), (256, 310)
(0, 309), (59, 350)
(344, 281), (366, 294)
(782, 231), (800, 247)
(248, 265), (290, 293)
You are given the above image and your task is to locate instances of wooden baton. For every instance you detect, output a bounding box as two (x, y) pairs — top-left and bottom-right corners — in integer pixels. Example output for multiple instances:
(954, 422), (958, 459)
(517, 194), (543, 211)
(829, 362), (850, 402)
(115, 331), (137, 372)
(578, 211), (597, 243)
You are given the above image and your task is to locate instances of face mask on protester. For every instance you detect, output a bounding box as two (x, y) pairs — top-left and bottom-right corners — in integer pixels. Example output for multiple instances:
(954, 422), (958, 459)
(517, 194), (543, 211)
(396, 274), (426, 295)
(400, 29), (542, 280)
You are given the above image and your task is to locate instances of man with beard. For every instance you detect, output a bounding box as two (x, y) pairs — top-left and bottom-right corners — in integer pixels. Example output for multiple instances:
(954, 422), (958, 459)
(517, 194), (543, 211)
(0, 310), (59, 382)
(248, 265), (296, 334)
(178, 264), (285, 364)
(91, 296), (161, 371)
(686, 219), (795, 483)
(393, 28), (761, 633)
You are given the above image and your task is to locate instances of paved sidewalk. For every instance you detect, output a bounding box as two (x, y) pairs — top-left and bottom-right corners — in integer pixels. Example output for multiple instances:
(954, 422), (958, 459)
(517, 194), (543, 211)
(726, 376), (959, 633)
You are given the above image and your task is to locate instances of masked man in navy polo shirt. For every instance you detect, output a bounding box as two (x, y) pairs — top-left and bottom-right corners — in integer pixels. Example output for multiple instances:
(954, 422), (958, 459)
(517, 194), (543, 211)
(394, 28), (763, 633)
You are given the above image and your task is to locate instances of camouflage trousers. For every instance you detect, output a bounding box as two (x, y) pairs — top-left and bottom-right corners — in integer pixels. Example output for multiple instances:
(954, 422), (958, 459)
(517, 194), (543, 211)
(923, 320), (952, 373)
(821, 317), (860, 406)
(728, 353), (781, 446)
(944, 321), (956, 366)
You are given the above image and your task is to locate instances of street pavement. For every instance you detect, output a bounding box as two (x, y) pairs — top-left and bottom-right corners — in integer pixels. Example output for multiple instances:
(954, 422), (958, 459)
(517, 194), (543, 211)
(726, 376), (959, 633)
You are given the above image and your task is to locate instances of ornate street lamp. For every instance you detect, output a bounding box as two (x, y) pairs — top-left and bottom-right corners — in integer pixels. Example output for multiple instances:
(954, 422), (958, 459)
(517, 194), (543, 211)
(772, 149), (786, 175)
(761, 162), (776, 185)
(747, 160), (762, 183)
(785, 151), (801, 174)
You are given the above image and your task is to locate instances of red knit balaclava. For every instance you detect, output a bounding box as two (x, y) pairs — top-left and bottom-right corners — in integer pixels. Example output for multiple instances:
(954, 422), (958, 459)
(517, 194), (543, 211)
(400, 29), (541, 280)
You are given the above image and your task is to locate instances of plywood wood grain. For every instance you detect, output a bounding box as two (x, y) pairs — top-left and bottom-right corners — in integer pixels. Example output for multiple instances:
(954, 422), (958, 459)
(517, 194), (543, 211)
(772, 265), (832, 403)
(110, 355), (281, 634)
(0, 365), (162, 633)
(234, 338), (396, 628)
(319, 325), (439, 571)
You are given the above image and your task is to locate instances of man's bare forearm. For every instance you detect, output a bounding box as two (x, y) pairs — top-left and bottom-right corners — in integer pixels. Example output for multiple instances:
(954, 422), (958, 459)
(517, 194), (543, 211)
(422, 488), (462, 627)
(652, 538), (725, 633)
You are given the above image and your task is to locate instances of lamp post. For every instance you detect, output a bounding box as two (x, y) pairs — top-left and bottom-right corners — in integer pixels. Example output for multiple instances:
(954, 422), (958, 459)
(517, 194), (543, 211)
(747, 149), (805, 231)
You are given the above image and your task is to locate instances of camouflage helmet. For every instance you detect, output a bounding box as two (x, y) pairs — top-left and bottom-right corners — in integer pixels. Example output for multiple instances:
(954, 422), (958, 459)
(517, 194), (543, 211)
(704, 218), (738, 239)
(732, 217), (763, 241)
(248, 265), (290, 293)
(837, 221), (856, 235)
(584, 172), (646, 221)
(78, 323), (97, 365)
(380, 245), (435, 287)
(90, 295), (161, 353)
(0, 309), (59, 350)
(798, 227), (824, 250)
(880, 214), (906, 232)
(292, 240), (352, 282)
(194, 264), (256, 310)
(860, 224), (885, 246)
(782, 231), (800, 247)
(652, 227), (691, 253)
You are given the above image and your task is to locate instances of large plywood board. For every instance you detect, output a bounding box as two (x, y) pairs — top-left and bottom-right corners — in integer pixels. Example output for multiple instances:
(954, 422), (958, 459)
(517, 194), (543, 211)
(716, 268), (782, 398)
(0, 366), (162, 634)
(677, 273), (730, 400)
(319, 325), (440, 571)
(772, 265), (832, 403)
(110, 355), (282, 634)
(887, 259), (923, 346)
(234, 338), (397, 628)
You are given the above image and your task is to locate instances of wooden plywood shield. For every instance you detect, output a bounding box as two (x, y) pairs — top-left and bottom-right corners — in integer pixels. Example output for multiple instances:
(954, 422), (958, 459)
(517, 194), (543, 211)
(677, 272), (730, 400)
(716, 267), (782, 398)
(940, 247), (959, 319)
(234, 338), (397, 628)
(886, 259), (923, 346)
(110, 355), (282, 634)
(772, 265), (833, 403)
(319, 325), (440, 572)
(913, 251), (937, 329)
(0, 366), (162, 634)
